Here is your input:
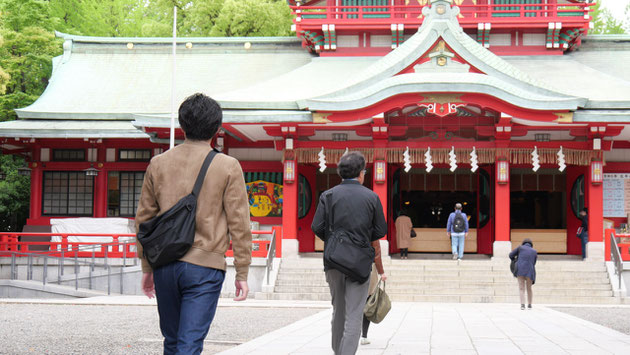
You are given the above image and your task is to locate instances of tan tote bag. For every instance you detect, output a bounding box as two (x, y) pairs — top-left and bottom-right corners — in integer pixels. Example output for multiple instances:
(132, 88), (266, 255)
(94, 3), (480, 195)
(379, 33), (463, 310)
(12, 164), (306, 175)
(363, 280), (391, 324)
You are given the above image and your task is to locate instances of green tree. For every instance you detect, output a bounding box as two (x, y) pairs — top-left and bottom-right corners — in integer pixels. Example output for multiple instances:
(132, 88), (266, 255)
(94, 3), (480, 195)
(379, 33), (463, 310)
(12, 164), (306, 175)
(0, 154), (30, 232)
(49, 0), (294, 37)
(0, 0), (59, 231)
(0, 0), (62, 122)
(590, 0), (629, 35)
(50, 0), (146, 37)
(210, 0), (293, 37)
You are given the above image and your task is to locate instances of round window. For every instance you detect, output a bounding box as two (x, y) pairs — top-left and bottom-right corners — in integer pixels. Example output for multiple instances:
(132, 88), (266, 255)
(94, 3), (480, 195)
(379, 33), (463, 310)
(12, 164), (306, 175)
(298, 174), (312, 219)
(571, 175), (585, 218)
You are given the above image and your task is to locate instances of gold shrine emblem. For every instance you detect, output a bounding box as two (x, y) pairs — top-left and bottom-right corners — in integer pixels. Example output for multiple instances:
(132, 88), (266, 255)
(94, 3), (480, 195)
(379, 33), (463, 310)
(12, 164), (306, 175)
(313, 112), (332, 123)
(554, 112), (573, 123)
(418, 94), (465, 117)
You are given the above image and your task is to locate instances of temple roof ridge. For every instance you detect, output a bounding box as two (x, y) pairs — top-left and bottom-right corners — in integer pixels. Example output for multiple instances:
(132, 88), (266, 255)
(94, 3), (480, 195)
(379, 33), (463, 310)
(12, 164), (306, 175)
(311, 0), (583, 104)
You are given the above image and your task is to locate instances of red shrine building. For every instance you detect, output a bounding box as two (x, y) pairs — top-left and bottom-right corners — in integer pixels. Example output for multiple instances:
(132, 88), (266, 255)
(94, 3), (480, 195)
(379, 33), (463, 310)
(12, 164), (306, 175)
(1, 0), (630, 259)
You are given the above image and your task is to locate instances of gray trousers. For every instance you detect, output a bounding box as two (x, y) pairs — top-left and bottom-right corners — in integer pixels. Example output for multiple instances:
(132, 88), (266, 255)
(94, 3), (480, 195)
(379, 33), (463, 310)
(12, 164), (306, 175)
(325, 268), (370, 355)
(517, 276), (533, 305)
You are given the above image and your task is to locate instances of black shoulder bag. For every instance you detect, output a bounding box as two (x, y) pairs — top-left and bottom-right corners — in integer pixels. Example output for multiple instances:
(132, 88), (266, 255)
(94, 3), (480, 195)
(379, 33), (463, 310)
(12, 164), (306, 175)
(510, 247), (519, 277)
(137, 150), (217, 269)
(323, 192), (375, 283)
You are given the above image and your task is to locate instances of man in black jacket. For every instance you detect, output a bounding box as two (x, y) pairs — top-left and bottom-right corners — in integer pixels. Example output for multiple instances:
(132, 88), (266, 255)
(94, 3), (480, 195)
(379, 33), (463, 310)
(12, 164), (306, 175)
(578, 207), (589, 259)
(311, 151), (387, 355)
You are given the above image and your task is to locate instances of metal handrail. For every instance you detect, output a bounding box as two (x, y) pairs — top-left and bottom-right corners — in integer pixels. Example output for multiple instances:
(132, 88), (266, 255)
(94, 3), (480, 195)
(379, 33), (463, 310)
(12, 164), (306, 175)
(4, 240), (138, 296)
(266, 229), (277, 286)
(610, 231), (623, 291)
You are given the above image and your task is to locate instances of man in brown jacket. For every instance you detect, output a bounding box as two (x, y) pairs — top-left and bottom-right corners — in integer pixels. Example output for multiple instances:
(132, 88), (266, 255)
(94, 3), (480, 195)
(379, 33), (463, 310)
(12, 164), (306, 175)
(135, 93), (252, 355)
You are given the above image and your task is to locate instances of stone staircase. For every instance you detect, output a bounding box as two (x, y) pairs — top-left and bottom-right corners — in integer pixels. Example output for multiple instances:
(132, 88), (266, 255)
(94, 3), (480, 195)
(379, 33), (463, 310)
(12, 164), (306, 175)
(257, 256), (623, 304)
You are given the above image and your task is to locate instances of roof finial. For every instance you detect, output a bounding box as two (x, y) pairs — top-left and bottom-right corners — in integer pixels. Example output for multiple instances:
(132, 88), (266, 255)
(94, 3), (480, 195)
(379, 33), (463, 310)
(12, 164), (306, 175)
(424, 0), (459, 20)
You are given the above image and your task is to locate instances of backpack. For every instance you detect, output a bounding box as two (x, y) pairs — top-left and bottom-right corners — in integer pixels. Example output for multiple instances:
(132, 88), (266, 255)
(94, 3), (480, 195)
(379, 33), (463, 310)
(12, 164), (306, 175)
(452, 212), (466, 233)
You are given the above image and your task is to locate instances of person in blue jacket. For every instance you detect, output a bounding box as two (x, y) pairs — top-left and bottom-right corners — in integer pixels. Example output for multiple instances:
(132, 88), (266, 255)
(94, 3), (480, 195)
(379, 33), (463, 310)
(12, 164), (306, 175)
(509, 238), (538, 310)
(446, 203), (469, 260)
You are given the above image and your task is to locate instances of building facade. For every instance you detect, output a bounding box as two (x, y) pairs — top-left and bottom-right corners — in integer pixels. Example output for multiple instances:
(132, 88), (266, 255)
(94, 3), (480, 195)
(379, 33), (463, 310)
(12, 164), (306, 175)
(1, 0), (630, 259)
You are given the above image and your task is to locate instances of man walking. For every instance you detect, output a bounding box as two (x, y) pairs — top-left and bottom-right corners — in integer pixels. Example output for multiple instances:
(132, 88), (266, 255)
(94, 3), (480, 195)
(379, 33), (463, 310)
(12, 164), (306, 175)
(135, 93), (252, 354)
(312, 151), (387, 355)
(447, 203), (469, 260)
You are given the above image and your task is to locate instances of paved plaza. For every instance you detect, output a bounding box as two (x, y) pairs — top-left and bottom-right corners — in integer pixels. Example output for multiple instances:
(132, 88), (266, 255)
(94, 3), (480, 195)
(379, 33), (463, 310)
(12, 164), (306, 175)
(2, 297), (630, 354)
(220, 302), (630, 355)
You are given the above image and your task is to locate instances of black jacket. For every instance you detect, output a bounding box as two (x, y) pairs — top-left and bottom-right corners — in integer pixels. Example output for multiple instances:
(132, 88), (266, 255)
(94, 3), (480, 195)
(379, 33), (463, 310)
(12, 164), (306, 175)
(579, 213), (588, 232)
(311, 179), (387, 249)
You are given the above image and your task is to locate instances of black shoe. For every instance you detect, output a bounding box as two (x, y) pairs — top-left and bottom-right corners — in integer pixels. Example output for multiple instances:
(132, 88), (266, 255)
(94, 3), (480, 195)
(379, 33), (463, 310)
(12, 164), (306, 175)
(521, 304), (525, 310)
(527, 304), (532, 310)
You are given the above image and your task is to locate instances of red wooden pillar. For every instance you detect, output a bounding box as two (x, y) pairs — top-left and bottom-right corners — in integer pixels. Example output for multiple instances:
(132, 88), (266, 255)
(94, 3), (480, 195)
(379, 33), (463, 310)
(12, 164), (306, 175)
(29, 146), (42, 223)
(282, 159), (299, 256)
(493, 160), (511, 257)
(93, 147), (107, 217)
(373, 160), (388, 256)
(494, 160), (510, 242)
(94, 172), (107, 217)
(29, 163), (43, 222)
(587, 162), (603, 243)
(372, 161), (388, 224)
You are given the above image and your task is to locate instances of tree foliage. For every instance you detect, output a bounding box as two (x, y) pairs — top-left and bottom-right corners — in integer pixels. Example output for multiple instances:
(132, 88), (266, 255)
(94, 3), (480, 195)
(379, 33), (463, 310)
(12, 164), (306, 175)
(590, 1), (630, 35)
(48, 0), (295, 37)
(209, 0), (293, 37)
(0, 0), (62, 122)
(0, 154), (30, 232)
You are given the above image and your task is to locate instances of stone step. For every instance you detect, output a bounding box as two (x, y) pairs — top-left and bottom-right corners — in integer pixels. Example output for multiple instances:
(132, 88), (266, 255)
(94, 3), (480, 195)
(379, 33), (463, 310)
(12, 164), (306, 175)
(272, 259), (615, 304)
(282, 265), (606, 274)
(278, 267), (608, 274)
(255, 292), (625, 304)
(276, 273), (610, 284)
(281, 266), (607, 276)
(282, 258), (604, 270)
(273, 285), (613, 297)
(274, 279), (613, 289)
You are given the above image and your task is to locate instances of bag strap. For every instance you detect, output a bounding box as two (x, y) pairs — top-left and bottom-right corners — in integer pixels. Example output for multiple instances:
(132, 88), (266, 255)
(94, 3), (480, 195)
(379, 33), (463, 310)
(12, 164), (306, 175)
(326, 192), (334, 234)
(192, 149), (218, 197)
(376, 279), (385, 291)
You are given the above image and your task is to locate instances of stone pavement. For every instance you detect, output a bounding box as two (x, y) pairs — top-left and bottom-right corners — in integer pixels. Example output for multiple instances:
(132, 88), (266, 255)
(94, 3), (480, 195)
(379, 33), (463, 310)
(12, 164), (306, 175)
(218, 302), (630, 355)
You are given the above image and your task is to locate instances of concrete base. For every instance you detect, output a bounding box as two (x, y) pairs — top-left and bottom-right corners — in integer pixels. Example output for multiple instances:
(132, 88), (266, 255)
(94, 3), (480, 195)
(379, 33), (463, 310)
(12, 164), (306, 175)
(282, 239), (300, 259)
(606, 261), (627, 298)
(491, 241), (513, 259)
(586, 241), (605, 261)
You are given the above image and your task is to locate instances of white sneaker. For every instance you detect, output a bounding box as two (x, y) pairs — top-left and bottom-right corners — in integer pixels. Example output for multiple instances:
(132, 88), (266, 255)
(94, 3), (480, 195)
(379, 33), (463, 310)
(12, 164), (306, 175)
(452, 254), (457, 260)
(360, 338), (370, 345)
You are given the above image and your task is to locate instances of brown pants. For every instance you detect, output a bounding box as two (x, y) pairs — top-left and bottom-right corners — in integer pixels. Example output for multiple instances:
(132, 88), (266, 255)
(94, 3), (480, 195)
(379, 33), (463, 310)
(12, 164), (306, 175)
(517, 276), (533, 305)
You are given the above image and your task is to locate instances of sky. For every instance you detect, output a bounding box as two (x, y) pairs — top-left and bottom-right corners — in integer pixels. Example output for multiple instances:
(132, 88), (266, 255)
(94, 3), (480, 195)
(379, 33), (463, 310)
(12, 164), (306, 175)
(600, 0), (630, 21)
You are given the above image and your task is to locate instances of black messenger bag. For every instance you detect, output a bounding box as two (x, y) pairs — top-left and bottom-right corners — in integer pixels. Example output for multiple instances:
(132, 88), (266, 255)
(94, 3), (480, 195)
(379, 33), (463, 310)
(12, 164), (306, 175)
(137, 150), (217, 269)
(323, 193), (375, 283)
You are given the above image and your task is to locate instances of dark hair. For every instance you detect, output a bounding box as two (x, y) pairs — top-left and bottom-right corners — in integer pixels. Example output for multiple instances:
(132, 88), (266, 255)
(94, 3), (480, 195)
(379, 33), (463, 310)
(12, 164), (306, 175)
(337, 151), (366, 179)
(178, 93), (222, 141)
(582, 207), (588, 213)
(522, 238), (533, 247)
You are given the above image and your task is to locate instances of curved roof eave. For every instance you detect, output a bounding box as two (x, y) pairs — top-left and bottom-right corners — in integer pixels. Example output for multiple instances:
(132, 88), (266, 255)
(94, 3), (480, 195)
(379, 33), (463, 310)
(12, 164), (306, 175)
(55, 31), (302, 45)
(131, 110), (313, 129)
(302, 73), (587, 112)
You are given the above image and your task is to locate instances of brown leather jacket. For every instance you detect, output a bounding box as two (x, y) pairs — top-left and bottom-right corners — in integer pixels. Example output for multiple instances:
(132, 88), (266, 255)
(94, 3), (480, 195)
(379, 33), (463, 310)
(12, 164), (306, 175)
(135, 140), (252, 281)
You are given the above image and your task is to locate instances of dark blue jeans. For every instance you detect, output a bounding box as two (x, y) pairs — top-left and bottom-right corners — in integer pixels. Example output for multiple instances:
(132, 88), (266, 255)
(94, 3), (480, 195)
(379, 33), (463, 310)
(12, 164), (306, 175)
(153, 261), (225, 355)
(579, 231), (589, 259)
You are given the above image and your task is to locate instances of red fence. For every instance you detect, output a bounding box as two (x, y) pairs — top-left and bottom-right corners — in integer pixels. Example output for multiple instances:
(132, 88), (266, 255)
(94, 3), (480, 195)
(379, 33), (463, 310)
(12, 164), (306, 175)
(604, 228), (630, 262)
(292, 2), (592, 27)
(0, 226), (282, 259)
